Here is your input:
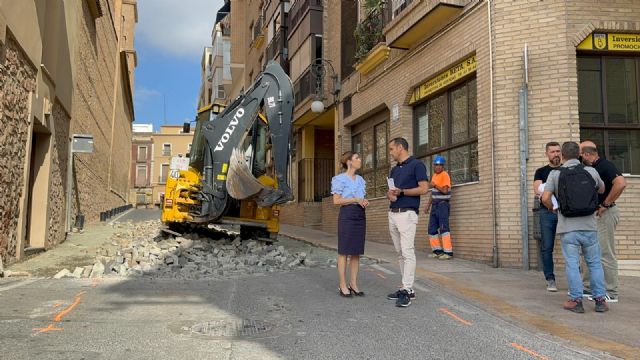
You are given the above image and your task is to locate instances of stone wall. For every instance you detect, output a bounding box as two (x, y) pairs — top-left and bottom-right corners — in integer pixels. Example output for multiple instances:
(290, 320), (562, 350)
(47, 101), (70, 248)
(0, 37), (36, 264)
(69, 0), (130, 224)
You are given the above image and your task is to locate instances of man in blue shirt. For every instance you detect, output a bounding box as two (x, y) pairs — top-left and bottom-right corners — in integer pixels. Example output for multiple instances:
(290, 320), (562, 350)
(385, 138), (429, 307)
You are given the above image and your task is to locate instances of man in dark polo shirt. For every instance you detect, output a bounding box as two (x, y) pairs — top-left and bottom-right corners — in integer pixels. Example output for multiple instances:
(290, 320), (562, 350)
(580, 140), (627, 303)
(385, 137), (429, 307)
(533, 141), (562, 292)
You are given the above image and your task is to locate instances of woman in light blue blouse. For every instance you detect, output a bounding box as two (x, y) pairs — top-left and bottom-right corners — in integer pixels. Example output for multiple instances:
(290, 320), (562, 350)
(331, 151), (369, 297)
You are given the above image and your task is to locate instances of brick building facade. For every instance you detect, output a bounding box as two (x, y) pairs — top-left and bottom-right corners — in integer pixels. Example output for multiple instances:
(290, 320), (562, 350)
(283, 0), (640, 272)
(0, 0), (137, 265)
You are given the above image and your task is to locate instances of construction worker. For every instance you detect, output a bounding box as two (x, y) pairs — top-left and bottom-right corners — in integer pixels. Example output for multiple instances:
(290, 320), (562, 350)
(424, 155), (453, 259)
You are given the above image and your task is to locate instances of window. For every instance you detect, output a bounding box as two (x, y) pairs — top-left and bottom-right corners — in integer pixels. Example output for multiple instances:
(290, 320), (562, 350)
(160, 164), (169, 184)
(413, 77), (478, 184)
(136, 165), (147, 187)
(217, 85), (226, 99)
(137, 145), (147, 161)
(578, 56), (640, 174)
(188, 143), (192, 154)
(352, 120), (389, 198)
(162, 143), (171, 156)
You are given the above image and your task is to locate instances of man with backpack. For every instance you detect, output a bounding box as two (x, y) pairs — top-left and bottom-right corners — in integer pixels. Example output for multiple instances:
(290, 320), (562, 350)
(580, 141), (626, 303)
(542, 141), (608, 313)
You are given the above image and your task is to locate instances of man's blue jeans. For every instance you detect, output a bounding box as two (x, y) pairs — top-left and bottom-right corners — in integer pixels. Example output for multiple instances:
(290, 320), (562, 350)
(561, 231), (606, 300)
(539, 208), (557, 281)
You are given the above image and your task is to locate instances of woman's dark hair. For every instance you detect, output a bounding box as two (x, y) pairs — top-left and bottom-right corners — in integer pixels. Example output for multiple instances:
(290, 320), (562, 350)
(340, 151), (357, 170)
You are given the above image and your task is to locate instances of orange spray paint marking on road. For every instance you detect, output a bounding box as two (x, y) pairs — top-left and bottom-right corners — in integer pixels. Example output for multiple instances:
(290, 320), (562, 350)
(53, 291), (86, 322)
(510, 343), (551, 360)
(375, 273), (386, 279)
(31, 324), (64, 336)
(91, 278), (100, 288)
(52, 302), (63, 308)
(439, 307), (473, 326)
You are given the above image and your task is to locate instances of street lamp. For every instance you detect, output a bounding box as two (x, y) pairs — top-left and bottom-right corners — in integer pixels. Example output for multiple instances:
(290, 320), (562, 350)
(310, 58), (340, 113)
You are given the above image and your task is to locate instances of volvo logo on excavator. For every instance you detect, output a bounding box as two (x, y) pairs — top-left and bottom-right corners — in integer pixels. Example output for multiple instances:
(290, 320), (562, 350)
(214, 108), (245, 151)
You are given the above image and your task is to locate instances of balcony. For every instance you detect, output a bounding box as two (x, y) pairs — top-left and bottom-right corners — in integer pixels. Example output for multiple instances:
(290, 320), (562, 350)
(293, 65), (316, 107)
(266, 30), (282, 60)
(252, 15), (266, 49)
(384, 0), (465, 50)
(354, 6), (390, 75)
(289, 0), (323, 32)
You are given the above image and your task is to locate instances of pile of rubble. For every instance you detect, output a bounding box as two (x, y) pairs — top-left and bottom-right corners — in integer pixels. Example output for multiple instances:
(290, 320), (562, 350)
(54, 220), (316, 280)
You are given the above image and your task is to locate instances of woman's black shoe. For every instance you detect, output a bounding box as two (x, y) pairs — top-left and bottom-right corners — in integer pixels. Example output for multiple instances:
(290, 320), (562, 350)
(339, 288), (353, 297)
(348, 286), (364, 296)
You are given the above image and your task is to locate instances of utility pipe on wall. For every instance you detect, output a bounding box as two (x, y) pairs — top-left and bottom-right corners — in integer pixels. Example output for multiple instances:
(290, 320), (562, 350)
(519, 44), (530, 270)
(487, 0), (498, 268)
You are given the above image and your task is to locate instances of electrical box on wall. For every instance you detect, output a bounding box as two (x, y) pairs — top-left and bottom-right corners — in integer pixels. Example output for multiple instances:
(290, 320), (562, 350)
(72, 134), (94, 153)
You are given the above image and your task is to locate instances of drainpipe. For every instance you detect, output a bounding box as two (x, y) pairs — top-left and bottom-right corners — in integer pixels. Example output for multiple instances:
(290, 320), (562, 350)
(487, 0), (498, 268)
(519, 44), (530, 270)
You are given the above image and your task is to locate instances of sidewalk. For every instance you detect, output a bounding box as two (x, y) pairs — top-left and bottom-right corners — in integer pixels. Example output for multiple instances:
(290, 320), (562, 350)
(281, 224), (640, 359)
(5, 224), (122, 278)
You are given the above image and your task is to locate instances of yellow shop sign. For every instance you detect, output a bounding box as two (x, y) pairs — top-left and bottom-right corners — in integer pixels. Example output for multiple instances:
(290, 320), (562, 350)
(578, 33), (640, 52)
(409, 55), (476, 105)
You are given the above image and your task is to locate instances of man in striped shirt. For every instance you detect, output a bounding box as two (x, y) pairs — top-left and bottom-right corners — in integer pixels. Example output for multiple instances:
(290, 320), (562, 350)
(424, 156), (453, 259)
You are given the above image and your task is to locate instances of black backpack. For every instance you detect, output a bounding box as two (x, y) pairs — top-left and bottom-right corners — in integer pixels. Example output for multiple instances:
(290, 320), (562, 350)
(557, 165), (598, 217)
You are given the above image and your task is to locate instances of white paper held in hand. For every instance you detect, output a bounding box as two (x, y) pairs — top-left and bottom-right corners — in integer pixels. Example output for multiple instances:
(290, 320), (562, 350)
(387, 177), (397, 190)
(538, 183), (559, 210)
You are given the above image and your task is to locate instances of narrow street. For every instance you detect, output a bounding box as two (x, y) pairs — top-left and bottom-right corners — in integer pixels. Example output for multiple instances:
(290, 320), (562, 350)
(0, 210), (617, 360)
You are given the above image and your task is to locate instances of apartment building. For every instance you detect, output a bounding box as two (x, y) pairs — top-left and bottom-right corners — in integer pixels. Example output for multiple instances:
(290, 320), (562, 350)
(151, 126), (195, 206)
(307, 0), (640, 272)
(130, 124), (153, 207)
(0, 0), (137, 265)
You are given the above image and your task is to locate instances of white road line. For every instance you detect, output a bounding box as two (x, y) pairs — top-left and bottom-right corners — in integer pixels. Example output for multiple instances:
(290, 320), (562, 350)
(0, 279), (39, 293)
(370, 264), (395, 275)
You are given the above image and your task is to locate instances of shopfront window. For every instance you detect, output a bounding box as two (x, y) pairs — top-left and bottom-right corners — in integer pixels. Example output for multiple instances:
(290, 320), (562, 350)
(413, 77), (478, 183)
(578, 56), (640, 174)
(352, 120), (389, 198)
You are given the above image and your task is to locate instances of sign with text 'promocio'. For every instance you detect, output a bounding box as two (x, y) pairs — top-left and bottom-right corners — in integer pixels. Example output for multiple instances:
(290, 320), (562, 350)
(578, 33), (640, 52)
(409, 54), (477, 105)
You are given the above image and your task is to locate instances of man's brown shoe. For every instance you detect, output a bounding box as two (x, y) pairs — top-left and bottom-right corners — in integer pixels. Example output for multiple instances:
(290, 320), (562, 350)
(563, 299), (584, 313)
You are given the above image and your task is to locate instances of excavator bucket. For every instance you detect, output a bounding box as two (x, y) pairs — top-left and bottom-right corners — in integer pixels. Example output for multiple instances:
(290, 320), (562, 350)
(226, 147), (270, 200)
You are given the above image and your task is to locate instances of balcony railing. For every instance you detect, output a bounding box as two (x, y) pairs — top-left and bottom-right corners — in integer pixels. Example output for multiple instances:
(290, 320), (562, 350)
(293, 65), (316, 107)
(298, 158), (333, 202)
(252, 15), (264, 42)
(288, 0), (323, 31)
(266, 30), (282, 60)
(354, 5), (386, 63)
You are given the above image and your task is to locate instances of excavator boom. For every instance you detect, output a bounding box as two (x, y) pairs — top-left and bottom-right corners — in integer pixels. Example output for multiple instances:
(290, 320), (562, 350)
(189, 61), (294, 223)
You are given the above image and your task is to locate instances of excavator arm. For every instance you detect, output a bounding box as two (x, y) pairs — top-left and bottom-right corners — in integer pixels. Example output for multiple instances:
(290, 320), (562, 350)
(189, 61), (294, 223)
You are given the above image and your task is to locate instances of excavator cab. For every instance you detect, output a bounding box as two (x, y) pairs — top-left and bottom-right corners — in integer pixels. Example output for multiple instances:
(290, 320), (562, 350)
(162, 61), (294, 240)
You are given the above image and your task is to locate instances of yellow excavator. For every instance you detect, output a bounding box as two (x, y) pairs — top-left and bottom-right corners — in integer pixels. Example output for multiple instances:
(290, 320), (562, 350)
(161, 61), (294, 240)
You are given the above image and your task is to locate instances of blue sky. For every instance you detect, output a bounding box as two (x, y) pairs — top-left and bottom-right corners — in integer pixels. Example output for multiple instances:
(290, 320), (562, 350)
(134, 0), (224, 130)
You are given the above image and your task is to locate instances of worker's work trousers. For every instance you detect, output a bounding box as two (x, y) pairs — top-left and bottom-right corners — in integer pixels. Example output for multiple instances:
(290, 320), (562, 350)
(389, 210), (418, 290)
(428, 201), (452, 255)
(583, 206), (619, 296)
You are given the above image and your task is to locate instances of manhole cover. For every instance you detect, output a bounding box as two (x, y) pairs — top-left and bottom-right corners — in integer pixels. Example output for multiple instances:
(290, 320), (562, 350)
(188, 319), (272, 338)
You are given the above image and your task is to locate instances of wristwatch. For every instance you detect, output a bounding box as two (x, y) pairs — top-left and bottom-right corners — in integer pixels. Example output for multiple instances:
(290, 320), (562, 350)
(602, 202), (612, 208)
(399, 190), (405, 197)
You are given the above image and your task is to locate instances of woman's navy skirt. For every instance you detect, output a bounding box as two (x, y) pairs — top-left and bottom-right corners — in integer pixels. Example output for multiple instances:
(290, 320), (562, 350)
(338, 204), (366, 255)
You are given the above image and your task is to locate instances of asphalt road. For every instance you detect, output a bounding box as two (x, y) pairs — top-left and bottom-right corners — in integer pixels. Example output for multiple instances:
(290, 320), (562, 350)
(0, 209), (615, 359)
(1, 264), (615, 359)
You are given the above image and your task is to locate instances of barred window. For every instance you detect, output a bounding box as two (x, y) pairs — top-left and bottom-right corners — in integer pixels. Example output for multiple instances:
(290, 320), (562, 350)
(578, 56), (640, 174)
(413, 77), (478, 184)
(352, 120), (389, 198)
